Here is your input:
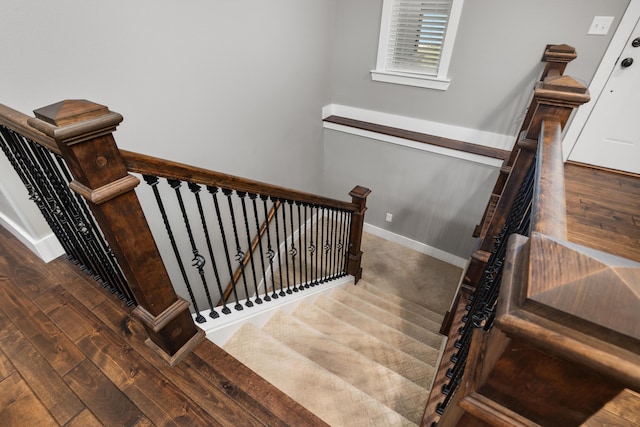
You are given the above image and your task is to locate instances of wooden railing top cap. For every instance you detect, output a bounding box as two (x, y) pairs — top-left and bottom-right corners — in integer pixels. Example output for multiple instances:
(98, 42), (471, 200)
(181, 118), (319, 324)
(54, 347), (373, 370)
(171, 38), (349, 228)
(33, 99), (109, 127)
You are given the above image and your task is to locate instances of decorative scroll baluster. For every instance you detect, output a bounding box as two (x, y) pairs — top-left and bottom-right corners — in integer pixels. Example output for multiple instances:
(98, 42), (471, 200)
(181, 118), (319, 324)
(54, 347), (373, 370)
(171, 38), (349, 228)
(144, 176), (206, 323)
(319, 207), (326, 282)
(223, 189), (252, 308)
(188, 182), (223, 318)
(303, 203), (309, 288)
(208, 186), (239, 312)
(324, 208), (332, 281)
(309, 204), (316, 287)
(272, 196), (286, 297)
(314, 205), (320, 285)
(260, 195), (276, 301)
(296, 202), (304, 289)
(250, 194), (270, 302)
(343, 210), (353, 275)
(280, 199), (292, 294)
(331, 209), (339, 279)
(288, 201), (298, 292)
(337, 210), (346, 276)
(238, 192), (261, 304)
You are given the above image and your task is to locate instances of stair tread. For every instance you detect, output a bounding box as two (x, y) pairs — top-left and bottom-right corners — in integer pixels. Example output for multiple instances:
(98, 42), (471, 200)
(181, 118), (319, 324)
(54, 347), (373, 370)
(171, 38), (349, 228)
(315, 294), (441, 365)
(345, 284), (442, 331)
(358, 280), (444, 324)
(293, 301), (435, 389)
(330, 288), (443, 347)
(263, 311), (429, 424)
(224, 322), (415, 427)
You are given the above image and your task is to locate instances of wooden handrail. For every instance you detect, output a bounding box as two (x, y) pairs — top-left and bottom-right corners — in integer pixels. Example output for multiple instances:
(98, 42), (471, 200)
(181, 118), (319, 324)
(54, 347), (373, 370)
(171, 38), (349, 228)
(121, 150), (359, 213)
(0, 104), (59, 153)
(531, 120), (567, 238)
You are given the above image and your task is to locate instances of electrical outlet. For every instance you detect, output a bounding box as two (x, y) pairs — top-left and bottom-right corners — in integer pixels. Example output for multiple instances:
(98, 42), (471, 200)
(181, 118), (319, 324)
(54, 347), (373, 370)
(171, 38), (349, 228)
(385, 213), (393, 223)
(588, 16), (614, 35)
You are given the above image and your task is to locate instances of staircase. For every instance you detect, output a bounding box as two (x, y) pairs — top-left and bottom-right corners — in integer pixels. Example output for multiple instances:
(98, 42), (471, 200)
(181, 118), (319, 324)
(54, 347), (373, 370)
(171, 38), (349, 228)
(223, 280), (444, 426)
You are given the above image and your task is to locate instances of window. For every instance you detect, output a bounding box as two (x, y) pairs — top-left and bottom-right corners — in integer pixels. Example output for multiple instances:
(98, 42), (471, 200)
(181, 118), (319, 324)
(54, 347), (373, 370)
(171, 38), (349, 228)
(371, 0), (464, 90)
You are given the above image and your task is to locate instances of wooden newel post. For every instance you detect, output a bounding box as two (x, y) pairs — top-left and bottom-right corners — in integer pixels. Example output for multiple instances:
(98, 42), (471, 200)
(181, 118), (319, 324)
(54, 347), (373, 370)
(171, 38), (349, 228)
(28, 100), (204, 365)
(346, 185), (371, 283)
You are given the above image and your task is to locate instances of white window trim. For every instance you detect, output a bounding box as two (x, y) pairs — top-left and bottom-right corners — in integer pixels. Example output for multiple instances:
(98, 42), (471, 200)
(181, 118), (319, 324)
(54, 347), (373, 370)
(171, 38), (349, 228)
(371, 0), (465, 91)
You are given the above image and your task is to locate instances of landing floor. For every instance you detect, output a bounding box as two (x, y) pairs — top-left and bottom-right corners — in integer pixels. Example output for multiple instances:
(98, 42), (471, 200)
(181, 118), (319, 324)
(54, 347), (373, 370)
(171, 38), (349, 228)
(0, 226), (325, 426)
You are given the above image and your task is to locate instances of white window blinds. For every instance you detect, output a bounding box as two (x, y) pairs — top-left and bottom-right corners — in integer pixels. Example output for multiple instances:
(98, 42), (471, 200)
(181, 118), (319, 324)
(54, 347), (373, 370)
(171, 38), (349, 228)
(372, 0), (463, 90)
(387, 0), (453, 76)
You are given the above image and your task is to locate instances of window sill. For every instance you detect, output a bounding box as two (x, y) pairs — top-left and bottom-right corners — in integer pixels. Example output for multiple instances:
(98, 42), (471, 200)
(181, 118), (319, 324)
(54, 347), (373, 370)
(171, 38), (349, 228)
(370, 70), (450, 90)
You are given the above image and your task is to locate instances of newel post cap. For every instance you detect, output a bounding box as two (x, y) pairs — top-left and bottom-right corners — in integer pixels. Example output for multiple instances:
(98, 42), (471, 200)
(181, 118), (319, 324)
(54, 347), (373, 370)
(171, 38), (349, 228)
(28, 99), (123, 145)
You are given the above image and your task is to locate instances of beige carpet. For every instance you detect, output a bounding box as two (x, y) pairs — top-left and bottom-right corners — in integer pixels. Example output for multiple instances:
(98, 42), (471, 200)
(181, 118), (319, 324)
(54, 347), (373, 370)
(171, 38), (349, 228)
(223, 233), (463, 426)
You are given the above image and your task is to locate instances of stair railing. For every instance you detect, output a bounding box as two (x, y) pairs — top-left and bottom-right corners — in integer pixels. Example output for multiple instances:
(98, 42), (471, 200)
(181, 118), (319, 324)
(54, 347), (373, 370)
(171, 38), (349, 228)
(436, 118), (640, 426)
(0, 99), (370, 366)
(422, 46), (591, 425)
(122, 149), (369, 320)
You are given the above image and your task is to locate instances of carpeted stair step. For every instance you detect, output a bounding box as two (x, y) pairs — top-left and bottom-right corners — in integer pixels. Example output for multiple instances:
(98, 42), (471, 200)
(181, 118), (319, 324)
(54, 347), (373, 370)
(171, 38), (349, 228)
(344, 283), (443, 332)
(224, 322), (415, 427)
(292, 301), (435, 389)
(314, 293), (441, 364)
(358, 280), (445, 324)
(262, 311), (429, 424)
(329, 288), (444, 347)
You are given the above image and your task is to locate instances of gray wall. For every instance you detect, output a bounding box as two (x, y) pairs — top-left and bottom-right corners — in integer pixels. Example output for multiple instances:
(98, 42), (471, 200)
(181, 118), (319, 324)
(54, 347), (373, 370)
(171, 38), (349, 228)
(325, 0), (629, 259)
(0, 0), (336, 244)
(331, 0), (628, 135)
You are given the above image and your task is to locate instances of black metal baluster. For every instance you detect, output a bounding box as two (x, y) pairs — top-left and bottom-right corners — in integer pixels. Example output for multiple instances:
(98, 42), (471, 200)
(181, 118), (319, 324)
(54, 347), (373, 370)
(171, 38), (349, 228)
(238, 192), (261, 304)
(223, 189), (253, 308)
(337, 209), (346, 276)
(251, 194), (270, 302)
(343, 210), (353, 276)
(314, 205), (320, 285)
(188, 182), (222, 318)
(272, 197), (286, 297)
(280, 199), (292, 294)
(324, 208), (332, 281)
(144, 175), (206, 323)
(296, 201), (304, 289)
(0, 127), (76, 261)
(303, 203), (309, 288)
(331, 208), (339, 279)
(288, 200), (298, 292)
(260, 196), (275, 301)
(319, 207), (326, 282)
(207, 186), (239, 312)
(309, 204), (316, 287)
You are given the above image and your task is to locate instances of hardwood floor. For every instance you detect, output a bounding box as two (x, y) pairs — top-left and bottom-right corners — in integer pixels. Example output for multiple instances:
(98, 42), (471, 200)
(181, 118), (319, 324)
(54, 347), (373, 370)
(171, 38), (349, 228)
(0, 226), (326, 427)
(565, 162), (640, 262)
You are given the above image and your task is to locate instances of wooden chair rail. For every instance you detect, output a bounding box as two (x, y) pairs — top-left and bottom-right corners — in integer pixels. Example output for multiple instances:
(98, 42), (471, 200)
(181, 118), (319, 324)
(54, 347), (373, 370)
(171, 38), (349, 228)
(121, 149), (359, 213)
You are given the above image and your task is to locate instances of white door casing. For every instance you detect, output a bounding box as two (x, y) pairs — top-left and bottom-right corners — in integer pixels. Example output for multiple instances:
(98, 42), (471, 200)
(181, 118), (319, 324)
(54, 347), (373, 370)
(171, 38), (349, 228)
(564, 0), (640, 173)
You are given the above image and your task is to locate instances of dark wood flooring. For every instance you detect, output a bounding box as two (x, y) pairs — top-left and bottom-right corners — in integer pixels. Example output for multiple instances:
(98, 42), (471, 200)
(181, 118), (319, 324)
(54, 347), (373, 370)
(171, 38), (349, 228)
(565, 162), (640, 262)
(0, 226), (326, 426)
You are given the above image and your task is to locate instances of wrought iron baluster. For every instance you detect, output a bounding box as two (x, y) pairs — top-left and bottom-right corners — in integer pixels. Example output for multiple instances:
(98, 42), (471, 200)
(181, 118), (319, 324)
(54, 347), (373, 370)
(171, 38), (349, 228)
(272, 196), (285, 297)
(309, 204), (316, 287)
(208, 186), (239, 312)
(319, 207), (326, 282)
(331, 208), (339, 279)
(187, 182), (223, 318)
(288, 200), (298, 292)
(260, 195), (275, 301)
(314, 205), (320, 285)
(296, 201), (304, 289)
(324, 207), (333, 281)
(223, 189), (253, 308)
(0, 127), (76, 261)
(337, 209), (347, 275)
(238, 192), (261, 304)
(303, 203), (309, 288)
(251, 194), (270, 302)
(144, 175), (206, 323)
(280, 199), (292, 294)
(344, 210), (353, 275)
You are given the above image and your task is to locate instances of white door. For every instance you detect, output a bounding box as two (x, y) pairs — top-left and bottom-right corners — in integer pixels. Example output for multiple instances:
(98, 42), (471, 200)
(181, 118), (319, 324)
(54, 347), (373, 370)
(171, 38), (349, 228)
(569, 18), (640, 174)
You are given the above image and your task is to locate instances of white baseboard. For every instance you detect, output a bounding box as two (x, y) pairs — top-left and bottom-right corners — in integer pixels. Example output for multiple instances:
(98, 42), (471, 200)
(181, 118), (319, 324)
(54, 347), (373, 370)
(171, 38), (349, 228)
(322, 104), (511, 168)
(0, 212), (64, 262)
(363, 223), (468, 269)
